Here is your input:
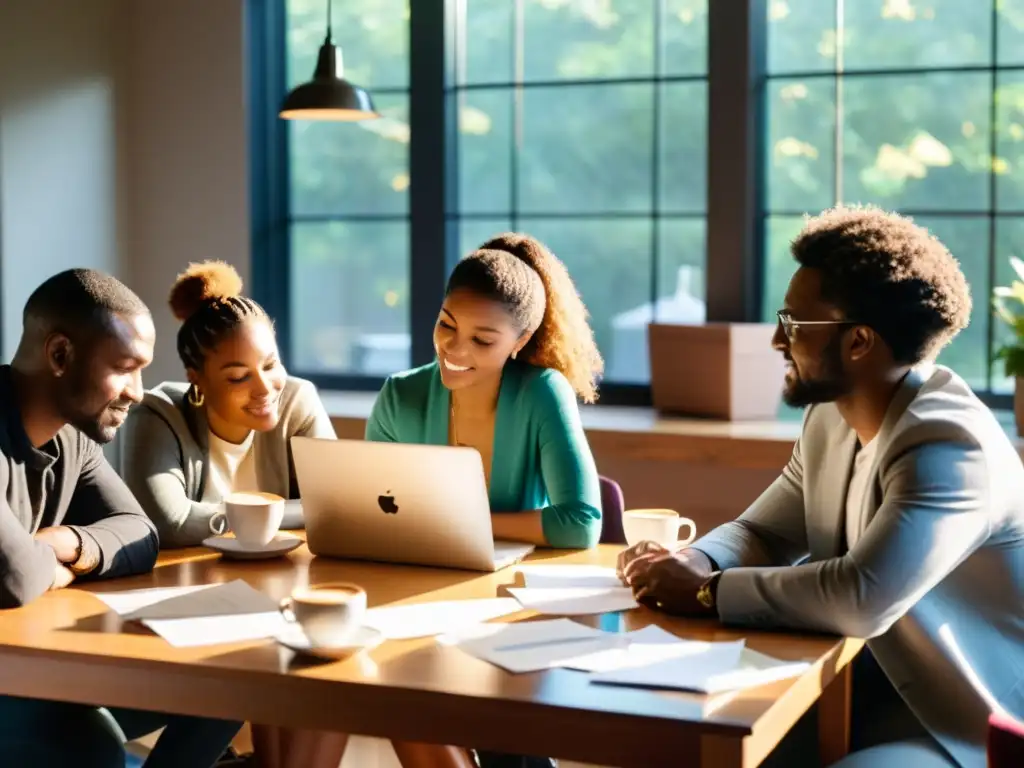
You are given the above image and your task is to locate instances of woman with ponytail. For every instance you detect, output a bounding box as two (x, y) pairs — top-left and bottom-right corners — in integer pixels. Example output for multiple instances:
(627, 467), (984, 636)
(367, 231), (604, 551)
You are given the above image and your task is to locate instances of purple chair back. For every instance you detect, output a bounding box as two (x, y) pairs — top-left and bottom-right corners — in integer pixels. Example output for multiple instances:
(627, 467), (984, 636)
(598, 475), (626, 544)
(989, 712), (1024, 768)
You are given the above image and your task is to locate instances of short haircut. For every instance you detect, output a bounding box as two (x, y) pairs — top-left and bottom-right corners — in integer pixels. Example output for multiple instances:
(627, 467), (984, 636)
(24, 268), (150, 340)
(792, 205), (972, 365)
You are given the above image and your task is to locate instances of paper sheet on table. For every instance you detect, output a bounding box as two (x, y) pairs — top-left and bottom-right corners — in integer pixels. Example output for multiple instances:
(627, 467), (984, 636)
(143, 611), (291, 648)
(92, 584), (217, 616)
(559, 624), (718, 673)
(515, 565), (622, 590)
(364, 598), (522, 639)
(592, 641), (811, 694)
(507, 586), (638, 615)
(440, 618), (628, 673)
(119, 580), (279, 622)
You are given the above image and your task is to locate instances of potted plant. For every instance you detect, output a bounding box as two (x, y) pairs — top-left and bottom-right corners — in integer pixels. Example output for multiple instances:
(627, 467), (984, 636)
(992, 255), (1024, 435)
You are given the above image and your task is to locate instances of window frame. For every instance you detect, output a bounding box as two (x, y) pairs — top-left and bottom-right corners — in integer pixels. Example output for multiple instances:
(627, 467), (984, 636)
(247, 0), (1011, 410)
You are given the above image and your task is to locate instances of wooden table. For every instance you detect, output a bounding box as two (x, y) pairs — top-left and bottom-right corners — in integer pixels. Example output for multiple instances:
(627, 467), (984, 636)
(0, 543), (861, 768)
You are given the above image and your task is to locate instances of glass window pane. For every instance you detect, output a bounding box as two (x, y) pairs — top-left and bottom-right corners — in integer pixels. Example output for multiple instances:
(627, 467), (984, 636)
(286, 0), (409, 90)
(662, 0), (709, 76)
(841, 73), (991, 212)
(994, 217), (1024, 394)
(458, 89), (512, 214)
(519, 84), (654, 214)
(767, 0), (836, 75)
(997, 73), (1024, 212)
(765, 77), (836, 213)
(458, 218), (513, 260)
(290, 93), (409, 217)
(523, 0), (654, 81)
(290, 221), (410, 375)
(517, 218), (652, 385)
(914, 217), (989, 390)
(660, 82), (708, 213)
(998, 0), (1024, 65)
(843, 0), (991, 71)
(760, 215), (805, 323)
(461, 0), (514, 85)
(657, 217), (707, 320)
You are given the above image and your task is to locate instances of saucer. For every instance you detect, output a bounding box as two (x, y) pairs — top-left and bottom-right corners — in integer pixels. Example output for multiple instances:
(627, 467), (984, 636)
(274, 624), (384, 660)
(201, 532), (302, 560)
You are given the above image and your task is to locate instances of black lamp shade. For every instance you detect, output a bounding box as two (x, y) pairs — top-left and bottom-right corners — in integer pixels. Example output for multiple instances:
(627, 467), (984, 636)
(279, 41), (377, 121)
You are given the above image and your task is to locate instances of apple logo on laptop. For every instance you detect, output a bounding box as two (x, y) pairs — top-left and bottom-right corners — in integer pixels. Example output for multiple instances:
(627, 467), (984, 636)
(378, 491), (399, 515)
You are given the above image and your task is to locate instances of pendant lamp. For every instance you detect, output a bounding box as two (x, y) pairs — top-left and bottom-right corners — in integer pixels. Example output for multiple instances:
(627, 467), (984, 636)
(279, 0), (378, 121)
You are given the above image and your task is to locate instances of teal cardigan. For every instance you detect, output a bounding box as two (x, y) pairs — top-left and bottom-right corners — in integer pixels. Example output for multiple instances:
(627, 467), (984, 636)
(365, 362), (602, 549)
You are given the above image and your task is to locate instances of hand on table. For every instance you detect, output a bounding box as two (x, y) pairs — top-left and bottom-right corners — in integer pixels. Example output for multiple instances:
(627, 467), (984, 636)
(34, 526), (81, 563)
(618, 542), (718, 616)
(50, 563), (75, 591)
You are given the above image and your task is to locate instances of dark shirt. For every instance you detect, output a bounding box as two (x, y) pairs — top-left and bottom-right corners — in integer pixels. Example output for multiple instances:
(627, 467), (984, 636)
(0, 366), (158, 607)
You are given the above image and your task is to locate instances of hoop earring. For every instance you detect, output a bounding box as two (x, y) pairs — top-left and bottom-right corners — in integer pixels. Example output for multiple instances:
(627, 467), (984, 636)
(188, 386), (205, 408)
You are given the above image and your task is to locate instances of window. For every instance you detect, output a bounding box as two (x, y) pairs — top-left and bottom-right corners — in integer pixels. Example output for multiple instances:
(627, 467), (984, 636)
(453, 1), (709, 385)
(267, 0), (708, 390)
(762, 0), (1023, 394)
(285, 0), (411, 377)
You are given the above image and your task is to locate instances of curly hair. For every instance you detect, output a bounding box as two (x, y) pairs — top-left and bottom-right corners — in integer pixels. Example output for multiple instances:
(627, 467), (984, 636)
(446, 233), (604, 402)
(791, 205), (972, 365)
(169, 261), (268, 371)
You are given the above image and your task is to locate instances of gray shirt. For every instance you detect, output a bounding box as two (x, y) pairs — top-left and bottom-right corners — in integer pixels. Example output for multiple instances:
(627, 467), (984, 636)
(120, 377), (336, 548)
(0, 366), (159, 607)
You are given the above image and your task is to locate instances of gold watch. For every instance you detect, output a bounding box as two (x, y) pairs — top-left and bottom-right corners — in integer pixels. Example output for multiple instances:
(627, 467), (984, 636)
(696, 571), (722, 609)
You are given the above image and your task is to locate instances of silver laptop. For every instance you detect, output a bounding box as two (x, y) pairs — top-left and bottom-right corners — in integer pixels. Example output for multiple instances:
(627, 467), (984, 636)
(291, 437), (535, 572)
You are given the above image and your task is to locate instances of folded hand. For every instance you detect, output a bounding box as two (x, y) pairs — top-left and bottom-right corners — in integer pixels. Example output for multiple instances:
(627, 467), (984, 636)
(621, 547), (716, 616)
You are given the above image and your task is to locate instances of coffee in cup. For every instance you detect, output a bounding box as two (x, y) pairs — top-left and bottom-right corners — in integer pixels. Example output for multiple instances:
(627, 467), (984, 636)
(209, 491), (284, 548)
(622, 509), (697, 549)
(280, 582), (367, 647)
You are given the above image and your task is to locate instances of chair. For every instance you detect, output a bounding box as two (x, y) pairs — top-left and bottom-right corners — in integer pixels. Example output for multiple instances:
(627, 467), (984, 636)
(598, 475), (626, 544)
(988, 711), (1024, 767)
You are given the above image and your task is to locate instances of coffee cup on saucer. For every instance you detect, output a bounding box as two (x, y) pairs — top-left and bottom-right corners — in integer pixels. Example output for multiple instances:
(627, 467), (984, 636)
(209, 491), (285, 549)
(622, 509), (697, 550)
(280, 582), (367, 648)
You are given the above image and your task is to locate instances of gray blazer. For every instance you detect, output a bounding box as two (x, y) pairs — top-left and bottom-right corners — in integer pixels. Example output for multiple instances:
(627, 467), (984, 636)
(120, 377), (336, 548)
(694, 365), (1024, 768)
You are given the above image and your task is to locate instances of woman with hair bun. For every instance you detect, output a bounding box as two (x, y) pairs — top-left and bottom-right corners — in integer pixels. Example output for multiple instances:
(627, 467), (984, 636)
(122, 262), (472, 768)
(121, 261), (348, 768)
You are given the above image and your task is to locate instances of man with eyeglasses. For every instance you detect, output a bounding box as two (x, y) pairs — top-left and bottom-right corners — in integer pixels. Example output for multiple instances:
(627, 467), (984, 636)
(618, 206), (1024, 768)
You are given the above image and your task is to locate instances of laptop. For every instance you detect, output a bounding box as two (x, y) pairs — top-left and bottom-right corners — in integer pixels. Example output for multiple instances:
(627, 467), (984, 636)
(290, 436), (535, 572)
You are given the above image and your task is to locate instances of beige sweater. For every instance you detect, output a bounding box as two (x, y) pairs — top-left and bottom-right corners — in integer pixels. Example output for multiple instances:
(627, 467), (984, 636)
(120, 377), (336, 548)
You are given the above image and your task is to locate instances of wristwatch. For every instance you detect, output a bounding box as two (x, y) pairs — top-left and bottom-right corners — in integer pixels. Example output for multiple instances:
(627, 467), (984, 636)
(696, 571), (722, 610)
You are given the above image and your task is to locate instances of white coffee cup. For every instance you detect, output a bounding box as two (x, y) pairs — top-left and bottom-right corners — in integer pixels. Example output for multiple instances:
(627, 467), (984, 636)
(622, 509), (697, 549)
(209, 491), (284, 548)
(280, 582), (367, 647)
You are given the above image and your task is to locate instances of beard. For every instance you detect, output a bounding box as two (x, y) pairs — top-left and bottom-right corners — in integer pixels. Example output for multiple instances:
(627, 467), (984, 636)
(782, 335), (853, 408)
(55, 370), (131, 444)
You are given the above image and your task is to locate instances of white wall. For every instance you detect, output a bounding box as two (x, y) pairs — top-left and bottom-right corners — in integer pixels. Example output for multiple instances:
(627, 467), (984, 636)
(119, 0), (249, 385)
(0, 0), (123, 356)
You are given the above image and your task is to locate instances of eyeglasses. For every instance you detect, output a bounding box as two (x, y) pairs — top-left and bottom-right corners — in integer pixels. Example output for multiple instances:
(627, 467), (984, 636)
(776, 311), (858, 341)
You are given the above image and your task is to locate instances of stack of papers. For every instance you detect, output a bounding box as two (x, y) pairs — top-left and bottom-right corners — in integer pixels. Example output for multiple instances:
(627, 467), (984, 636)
(507, 565), (637, 616)
(440, 617), (810, 693)
(92, 580), (288, 647)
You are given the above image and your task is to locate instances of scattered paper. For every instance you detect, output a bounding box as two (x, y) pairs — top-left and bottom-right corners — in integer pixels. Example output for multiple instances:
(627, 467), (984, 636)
(591, 641), (809, 694)
(122, 580), (279, 622)
(515, 565), (622, 590)
(507, 586), (638, 615)
(364, 598), (522, 640)
(144, 612), (290, 648)
(91, 585), (216, 616)
(560, 624), (715, 673)
(440, 618), (627, 673)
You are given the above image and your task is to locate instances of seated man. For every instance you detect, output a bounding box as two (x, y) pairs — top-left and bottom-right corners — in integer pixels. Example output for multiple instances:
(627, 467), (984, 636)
(619, 206), (1024, 768)
(0, 269), (241, 767)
